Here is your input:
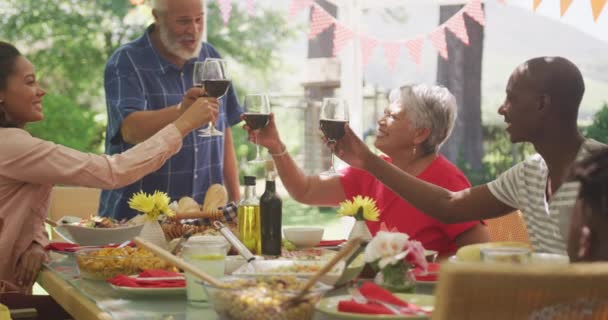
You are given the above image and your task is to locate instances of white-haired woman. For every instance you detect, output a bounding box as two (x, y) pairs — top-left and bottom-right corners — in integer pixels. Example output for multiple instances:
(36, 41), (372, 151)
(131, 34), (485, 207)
(243, 84), (489, 257)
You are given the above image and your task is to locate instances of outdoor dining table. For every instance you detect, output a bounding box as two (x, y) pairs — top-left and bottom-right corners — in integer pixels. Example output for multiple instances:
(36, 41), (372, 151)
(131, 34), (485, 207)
(39, 252), (414, 320)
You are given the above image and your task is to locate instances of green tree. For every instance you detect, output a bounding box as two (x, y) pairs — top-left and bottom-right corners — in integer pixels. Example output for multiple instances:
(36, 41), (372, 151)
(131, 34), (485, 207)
(0, 0), (299, 151)
(585, 103), (608, 144)
(26, 94), (105, 152)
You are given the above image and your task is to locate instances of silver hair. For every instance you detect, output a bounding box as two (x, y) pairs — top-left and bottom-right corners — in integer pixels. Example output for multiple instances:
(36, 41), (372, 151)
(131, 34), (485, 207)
(390, 84), (457, 155)
(151, 0), (204, 11)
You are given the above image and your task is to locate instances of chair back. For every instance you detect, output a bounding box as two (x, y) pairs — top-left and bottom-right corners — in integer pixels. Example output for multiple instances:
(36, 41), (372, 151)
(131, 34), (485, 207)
(48, 186), (101, 239)
(486, 210), (531, 244)
(432, 262), (608, 320)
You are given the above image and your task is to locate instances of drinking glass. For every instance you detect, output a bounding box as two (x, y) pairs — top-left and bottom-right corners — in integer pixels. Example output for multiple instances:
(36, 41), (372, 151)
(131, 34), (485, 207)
(319, 98), (349, 176)
(243, 94), (271, 164)
(480, 247), (531, 264)
(181, 237), (229, 303)
(193, 58), (231, 137)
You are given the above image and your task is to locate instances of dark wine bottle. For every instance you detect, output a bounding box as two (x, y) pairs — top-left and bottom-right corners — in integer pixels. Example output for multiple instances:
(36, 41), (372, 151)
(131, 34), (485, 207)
(260, 167), (282, 256)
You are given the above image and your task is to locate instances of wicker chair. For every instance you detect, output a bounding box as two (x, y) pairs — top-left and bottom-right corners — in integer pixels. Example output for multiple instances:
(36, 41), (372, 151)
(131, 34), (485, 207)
(432, 262), (608, 320)
(486, 210), (531, 245)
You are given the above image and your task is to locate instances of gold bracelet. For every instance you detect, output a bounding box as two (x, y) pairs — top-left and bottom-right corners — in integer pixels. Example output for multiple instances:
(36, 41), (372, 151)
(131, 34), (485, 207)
(269, 143), (288, 157)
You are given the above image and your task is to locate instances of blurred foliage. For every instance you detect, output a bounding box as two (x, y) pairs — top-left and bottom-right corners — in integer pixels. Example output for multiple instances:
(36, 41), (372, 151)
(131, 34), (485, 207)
(26, 94), (105, 152)
(585, 103), (608, 144)
(457, 124), (535, 186)
(0, 0), (299, 153)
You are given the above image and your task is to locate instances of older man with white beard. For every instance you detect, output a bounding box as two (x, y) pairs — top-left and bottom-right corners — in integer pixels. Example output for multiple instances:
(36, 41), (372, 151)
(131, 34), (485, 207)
(100, 0), (243, 220)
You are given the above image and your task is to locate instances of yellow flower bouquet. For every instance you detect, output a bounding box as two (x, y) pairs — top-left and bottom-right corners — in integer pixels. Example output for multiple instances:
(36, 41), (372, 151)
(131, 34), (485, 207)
(338, 195), (379, 241)
(128, 190), (174, 221)
(337, 195), (380, 221)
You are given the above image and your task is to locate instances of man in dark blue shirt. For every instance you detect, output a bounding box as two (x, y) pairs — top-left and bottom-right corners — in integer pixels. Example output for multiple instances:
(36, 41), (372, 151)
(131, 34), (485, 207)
(100, 0), (242, 219)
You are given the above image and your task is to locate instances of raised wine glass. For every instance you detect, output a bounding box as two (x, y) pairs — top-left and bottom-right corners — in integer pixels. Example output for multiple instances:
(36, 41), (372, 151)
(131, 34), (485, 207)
(319, 98), (349, 176)
(243, 94), (271, 164)
(193, 58), (231, 137)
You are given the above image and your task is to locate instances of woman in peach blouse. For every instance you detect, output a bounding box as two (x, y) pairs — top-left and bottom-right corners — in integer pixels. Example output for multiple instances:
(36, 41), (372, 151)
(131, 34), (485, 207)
(0, 41), (219, 293)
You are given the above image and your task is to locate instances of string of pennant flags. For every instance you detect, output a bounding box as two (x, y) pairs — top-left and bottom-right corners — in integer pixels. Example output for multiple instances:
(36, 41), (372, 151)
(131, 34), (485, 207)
(290, 0), (486, 69)
(131, 0), (607, 69)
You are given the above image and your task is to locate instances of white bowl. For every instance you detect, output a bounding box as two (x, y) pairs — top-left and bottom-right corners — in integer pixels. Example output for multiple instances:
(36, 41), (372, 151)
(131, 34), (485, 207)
(283, 227), (324, 248)
(54, 216), (144, 246)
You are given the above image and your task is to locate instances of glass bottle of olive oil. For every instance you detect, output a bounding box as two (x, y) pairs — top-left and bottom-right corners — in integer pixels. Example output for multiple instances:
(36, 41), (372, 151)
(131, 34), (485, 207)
(237, 176), (261, 255)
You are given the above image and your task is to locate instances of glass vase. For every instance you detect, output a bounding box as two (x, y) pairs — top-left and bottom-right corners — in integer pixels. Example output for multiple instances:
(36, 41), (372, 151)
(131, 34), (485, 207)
(374, 263), (415, 294)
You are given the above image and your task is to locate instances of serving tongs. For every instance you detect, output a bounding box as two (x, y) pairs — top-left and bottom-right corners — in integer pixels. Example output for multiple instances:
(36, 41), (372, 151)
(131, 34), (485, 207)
(213, 221), (256, 264)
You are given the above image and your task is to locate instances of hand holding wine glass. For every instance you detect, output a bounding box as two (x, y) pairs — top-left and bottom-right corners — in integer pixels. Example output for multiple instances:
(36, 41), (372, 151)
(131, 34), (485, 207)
(242, 113), (284, 155)
(243, 94), (271, 163)
(193, 58), (231, 137)
(319, 98), (349, 176)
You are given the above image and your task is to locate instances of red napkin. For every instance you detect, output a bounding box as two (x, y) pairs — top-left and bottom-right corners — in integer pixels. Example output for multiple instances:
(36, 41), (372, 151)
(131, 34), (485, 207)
(338, 282), (430, 315)
(107, 269), (185, 288)
(45, 242), (136, 253)
(414, 262), (440, 282)
(316, 239), (347, 247)
(44, 242), (80, 252)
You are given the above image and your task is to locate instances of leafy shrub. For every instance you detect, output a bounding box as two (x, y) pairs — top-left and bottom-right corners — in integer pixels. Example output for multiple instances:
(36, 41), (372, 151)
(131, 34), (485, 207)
(585, 103), (608, 144)
(26, 94), (105, 153)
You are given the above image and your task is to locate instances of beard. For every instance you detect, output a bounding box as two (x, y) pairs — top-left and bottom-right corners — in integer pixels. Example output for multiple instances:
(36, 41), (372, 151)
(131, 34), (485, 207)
(158, 23), (202, 61)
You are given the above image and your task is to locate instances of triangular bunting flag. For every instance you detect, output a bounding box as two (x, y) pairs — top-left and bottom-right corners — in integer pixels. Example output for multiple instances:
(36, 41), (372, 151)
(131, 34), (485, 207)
(533, 0), (543, 11)
(429, 27), (448, 60)
(446, 12), (469, 45)
(308, 5), (335, 39)
(288, 0), (313, 18)
(360, 36), (378, 67)
(497, 0), (507, 4)
(218, 0), (232, 25)
(333, 23), (355, 56)
(406, 37), (425, 66)
(383, 41), (402, 71)
(560, 0), (573, 16)
(246, 0), (256, 16)
(464, 0), (485, 26)
(591, 0), (607, 21)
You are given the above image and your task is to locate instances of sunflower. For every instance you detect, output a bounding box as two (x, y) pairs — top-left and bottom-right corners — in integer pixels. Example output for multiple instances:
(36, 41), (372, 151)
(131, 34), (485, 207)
(337, 195), (380, 221)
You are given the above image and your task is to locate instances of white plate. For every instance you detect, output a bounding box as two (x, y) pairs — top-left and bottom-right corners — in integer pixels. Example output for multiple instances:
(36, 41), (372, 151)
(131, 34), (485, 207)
(110, 285), (186, 296)
(448, 253), (569, 264)
(316, 293), (434, 319)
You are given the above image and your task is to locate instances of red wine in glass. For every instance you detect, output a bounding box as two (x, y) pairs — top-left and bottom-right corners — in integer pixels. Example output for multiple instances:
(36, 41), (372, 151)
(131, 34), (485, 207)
(193, 58), (229, 137)
(203, 79), (231, 98)
(320, 119), (348, 141)
(243, 113), (270, 130)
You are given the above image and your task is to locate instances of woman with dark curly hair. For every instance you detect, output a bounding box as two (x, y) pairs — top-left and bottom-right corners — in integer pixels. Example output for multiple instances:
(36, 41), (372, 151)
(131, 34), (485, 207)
(568, 148), (608, 262)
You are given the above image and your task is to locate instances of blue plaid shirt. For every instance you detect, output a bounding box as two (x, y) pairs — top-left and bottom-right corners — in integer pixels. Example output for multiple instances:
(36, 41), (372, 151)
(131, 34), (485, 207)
(99, 25), (242, 220)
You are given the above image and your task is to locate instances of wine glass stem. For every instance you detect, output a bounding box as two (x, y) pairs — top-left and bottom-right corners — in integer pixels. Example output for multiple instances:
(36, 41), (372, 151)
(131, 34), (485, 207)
(329, 140), (336, 172)
(255, 135), (261, 160)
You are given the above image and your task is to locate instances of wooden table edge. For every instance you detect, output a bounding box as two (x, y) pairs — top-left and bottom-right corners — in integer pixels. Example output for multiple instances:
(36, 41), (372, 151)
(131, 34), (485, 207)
(38, 269), (113, 320)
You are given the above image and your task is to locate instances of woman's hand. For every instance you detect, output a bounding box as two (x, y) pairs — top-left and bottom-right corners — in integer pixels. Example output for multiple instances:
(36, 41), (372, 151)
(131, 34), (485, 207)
(174, 97), (219, 136)
(330, 124), (374, 170)
(14, 242), (47, 288)
(241, 113), (283, 153)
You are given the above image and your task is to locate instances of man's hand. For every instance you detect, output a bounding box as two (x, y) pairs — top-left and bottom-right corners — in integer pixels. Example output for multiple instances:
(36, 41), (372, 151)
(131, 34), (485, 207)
(330, 124), (374, 170)
(241, 112), (283, 153)
(14, 242), (48, 288)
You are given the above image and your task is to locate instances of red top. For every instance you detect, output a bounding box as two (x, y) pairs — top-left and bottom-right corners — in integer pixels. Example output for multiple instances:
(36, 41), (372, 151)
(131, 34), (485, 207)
(340, 155), (481, 255)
